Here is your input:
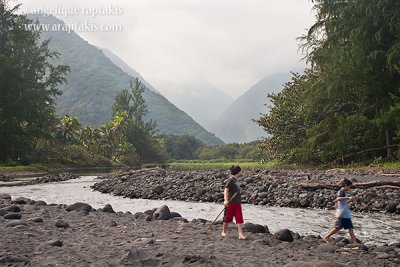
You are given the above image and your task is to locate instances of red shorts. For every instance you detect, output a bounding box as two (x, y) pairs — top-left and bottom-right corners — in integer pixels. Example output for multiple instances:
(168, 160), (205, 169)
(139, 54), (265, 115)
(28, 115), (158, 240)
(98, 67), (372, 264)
(223, 203), (244, 224)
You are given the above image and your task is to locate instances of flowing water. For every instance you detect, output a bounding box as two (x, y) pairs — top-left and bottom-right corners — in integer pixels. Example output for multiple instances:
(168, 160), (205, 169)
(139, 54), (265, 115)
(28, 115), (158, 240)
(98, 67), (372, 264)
(1, 176), (399, 246)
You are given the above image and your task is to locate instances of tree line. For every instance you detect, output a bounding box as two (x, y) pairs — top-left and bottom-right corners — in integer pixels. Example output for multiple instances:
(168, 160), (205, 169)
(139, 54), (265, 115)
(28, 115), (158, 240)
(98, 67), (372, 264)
(257, 0), (400, 165)
(0, 1), (261, 166)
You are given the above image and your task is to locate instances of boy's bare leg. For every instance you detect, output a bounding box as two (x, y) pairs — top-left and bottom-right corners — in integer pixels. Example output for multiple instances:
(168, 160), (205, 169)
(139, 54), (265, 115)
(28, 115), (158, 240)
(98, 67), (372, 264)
(221, 223), (228, 237)
(237, 224), (247, 240)
(349, 229), (357, 243)
(323, 227), (339, 243)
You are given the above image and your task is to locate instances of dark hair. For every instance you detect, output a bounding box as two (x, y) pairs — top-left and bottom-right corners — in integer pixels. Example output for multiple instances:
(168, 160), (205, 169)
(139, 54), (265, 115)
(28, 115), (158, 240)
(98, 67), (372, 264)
(340, 179), (353, 187)
(230, 165), (241, 175)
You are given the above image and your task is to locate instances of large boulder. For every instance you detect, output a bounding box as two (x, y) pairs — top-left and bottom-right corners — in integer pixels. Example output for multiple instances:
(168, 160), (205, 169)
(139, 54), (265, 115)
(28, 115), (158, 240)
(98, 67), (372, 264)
(66, 202), (92, 212)
(152, 205), (171, 220)
(275, 228), (294, 242)
(243, 222), (269, 234)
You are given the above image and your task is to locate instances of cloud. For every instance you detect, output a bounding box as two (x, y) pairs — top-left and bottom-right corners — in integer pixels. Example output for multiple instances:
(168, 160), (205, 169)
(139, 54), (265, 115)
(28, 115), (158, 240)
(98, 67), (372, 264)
(18, 0), (315, 98)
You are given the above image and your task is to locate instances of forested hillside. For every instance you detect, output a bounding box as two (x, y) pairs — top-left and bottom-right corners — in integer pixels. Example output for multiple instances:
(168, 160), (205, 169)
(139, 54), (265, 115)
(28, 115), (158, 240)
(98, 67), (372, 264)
(30, 15), (223, 146)
(258, 0), (400, 165)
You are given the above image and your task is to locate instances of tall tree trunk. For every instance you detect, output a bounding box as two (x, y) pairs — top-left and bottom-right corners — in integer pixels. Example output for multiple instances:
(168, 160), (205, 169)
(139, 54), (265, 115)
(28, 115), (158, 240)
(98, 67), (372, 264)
(385, 129), (393, 160)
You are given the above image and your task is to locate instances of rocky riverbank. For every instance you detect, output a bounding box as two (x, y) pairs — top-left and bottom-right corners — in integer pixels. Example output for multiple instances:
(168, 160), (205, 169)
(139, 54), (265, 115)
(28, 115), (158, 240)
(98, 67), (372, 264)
(92, 168), (400, 214)
(0, 172), (78, 187)
(1, 194), (399, 266)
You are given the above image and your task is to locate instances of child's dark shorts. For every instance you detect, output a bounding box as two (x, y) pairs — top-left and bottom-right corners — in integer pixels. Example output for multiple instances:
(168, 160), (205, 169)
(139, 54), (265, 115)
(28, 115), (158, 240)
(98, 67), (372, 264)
(335, 218), (353, 230)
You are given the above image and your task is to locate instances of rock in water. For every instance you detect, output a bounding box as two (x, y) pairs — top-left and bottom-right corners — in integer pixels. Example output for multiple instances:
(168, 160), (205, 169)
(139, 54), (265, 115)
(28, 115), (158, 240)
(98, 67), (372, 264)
(55, 220), (69, 228)
(66, 202), (92, 212)
(275, 229), (294, 242)
(153, 205), (171, 220)
(102, 204), (115, 213)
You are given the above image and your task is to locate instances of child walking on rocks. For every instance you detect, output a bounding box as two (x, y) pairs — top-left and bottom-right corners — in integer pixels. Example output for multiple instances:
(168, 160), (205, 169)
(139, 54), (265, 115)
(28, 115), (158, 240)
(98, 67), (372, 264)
(221, 165), (246, 240)
(324, 179), (357, 243)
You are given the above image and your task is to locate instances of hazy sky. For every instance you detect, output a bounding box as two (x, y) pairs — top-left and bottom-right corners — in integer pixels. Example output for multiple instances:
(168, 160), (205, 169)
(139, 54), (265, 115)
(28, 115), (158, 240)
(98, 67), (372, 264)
(18, 0), (315, 98)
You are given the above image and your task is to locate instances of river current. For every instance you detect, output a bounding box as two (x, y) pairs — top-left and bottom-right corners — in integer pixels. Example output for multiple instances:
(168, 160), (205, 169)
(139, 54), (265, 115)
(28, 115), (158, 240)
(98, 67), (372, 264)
(1, 176), (399, 246)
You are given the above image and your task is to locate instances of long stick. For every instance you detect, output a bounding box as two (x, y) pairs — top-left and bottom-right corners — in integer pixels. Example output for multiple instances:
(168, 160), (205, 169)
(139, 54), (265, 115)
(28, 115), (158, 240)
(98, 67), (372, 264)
(203, 192), (238, 234)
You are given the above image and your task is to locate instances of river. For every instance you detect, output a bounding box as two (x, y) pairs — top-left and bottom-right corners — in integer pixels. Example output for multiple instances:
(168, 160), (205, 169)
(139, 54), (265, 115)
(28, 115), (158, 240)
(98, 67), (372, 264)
(1, 175), (399, 246)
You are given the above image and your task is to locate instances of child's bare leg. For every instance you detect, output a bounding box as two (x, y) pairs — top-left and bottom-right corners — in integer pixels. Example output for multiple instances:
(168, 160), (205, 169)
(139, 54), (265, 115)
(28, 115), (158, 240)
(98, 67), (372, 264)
(221, 223), (228, 237)
(237, 224), (247, 240)
(323, 227), (339, 243)
(349, 229), (357, 243)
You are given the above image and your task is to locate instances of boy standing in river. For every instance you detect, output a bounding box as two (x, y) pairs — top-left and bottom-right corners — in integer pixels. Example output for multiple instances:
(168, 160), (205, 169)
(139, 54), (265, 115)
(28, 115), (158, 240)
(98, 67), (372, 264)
(221, 165), (246, 240)
(324, 179), (357, 243)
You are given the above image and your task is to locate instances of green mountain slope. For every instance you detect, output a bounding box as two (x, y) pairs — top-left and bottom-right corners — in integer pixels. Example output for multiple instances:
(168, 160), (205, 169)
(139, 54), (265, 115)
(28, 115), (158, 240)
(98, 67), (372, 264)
(211, 73), (292, 143)
(30, 15), (223, 146)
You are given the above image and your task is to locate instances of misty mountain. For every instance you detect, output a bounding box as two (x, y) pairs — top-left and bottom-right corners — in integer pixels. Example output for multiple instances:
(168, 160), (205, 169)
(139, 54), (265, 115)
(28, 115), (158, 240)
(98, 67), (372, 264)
(31, 15), (223, 146)
(211, 73), (292, 143)
(163, 83), (234, 131)
(100, 48), (159, 94)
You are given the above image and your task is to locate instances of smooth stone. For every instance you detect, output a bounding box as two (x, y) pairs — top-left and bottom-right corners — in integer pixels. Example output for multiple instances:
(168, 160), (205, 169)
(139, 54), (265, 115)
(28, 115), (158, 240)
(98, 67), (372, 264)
(48, 240), (63, 247)
(66, 202), (92, 212)
(170, 211), (182, 218)
(275, 228), (294, 242)
(102, 204), (115, 213)
(243, 222), (269, 234)
(28, 217), (44, 223)
(4, 205), (21, 213)
(0, 255), (29, 263)
(55, 220), (69, 228)
(152, 205), (171, 220)
(109, 221), (117, 227)
(6, 220), (27, 228)
(12, 197), (30, 205)
(0, 193), (12, 200)
(34, 200), (47, 206)
(4, 213), (22, 220)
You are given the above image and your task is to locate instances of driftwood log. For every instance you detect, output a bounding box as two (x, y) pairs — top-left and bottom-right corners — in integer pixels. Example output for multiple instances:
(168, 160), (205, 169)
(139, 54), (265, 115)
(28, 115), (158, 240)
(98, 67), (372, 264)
(297, 180), (400, 190)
